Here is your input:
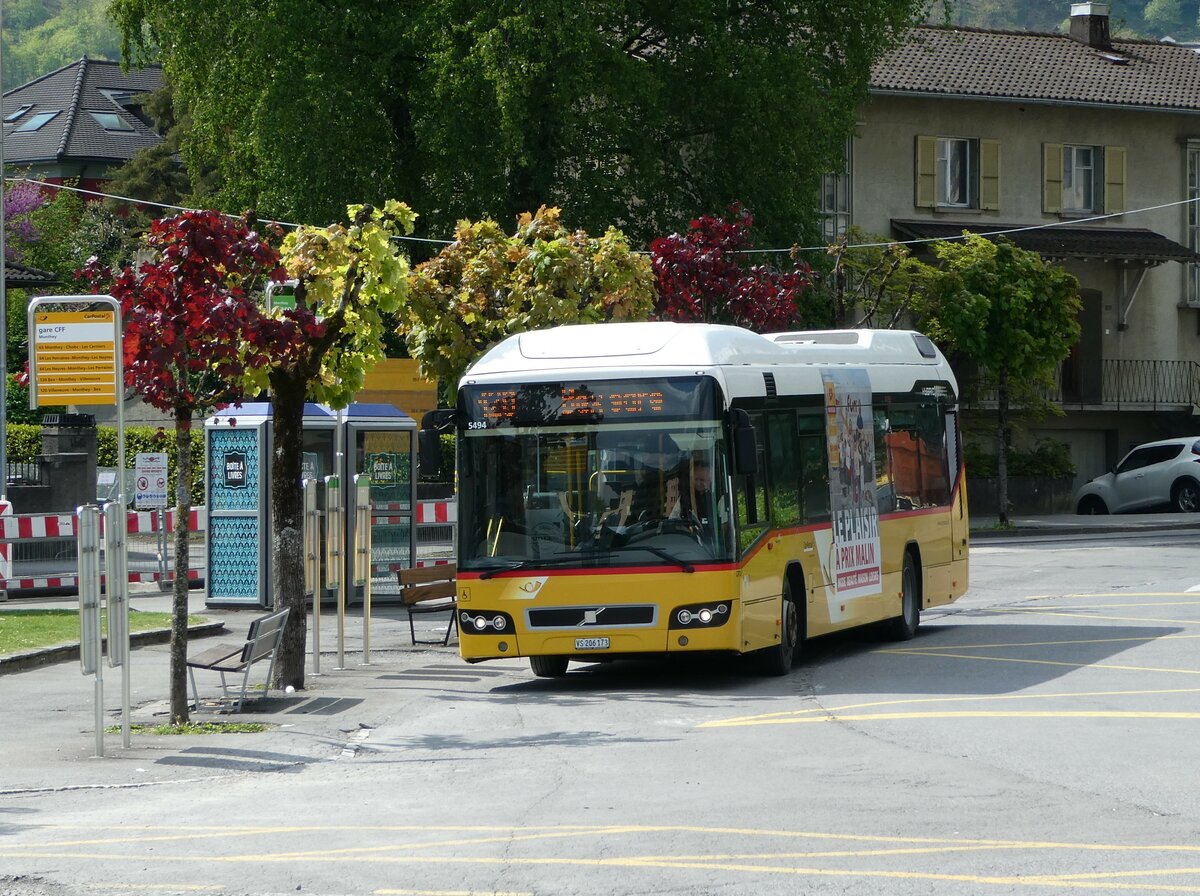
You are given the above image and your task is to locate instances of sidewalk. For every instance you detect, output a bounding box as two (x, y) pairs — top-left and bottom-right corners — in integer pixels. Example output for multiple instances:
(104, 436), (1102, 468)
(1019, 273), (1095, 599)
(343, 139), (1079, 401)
(968, 510), (1200, 538)
(0, 588), (462, 793)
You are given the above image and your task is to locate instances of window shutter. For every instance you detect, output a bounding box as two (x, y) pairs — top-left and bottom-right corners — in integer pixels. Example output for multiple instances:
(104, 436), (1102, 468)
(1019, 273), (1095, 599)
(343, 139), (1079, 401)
(915, 135), (936, 208)
(1105, 145), (1127, 214)
(980, 139), (1001, 210)
(1043, 143), (1063, 213)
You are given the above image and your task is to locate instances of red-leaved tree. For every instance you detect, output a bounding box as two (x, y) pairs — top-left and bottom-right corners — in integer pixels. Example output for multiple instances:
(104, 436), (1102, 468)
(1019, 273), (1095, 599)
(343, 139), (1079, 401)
(86, 210), (284, 724)
(649, 204), (823, 331)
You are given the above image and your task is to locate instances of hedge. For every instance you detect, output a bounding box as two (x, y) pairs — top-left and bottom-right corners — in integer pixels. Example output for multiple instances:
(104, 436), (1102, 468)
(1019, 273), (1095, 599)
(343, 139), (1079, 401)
(7, 424), (206, 506)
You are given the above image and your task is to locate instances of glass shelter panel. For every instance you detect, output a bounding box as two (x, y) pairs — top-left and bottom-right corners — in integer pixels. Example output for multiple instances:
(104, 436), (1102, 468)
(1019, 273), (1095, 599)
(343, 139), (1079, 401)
(352, 427), (415, 597)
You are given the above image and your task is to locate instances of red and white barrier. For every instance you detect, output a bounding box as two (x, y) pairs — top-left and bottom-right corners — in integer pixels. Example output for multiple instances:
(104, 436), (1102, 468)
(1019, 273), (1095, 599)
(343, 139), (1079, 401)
(0, 508), (204, 541)
(415, 500), (456, 524)
(0, 499), (457, 591)
(0, 507), (206, 592)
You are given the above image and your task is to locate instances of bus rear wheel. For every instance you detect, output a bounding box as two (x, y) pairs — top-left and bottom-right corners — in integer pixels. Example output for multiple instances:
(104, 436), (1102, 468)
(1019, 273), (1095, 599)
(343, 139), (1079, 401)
(885, 553), (920, 641)
(760, 579), (800, 676)
(530, 655), (569, 678)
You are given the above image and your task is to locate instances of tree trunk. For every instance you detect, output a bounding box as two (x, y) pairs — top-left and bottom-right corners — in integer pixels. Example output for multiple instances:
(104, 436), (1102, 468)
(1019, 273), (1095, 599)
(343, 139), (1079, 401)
(997, 368), (1011, 527)
(168, 409), (193, 724)
(270, 373), (308, 690)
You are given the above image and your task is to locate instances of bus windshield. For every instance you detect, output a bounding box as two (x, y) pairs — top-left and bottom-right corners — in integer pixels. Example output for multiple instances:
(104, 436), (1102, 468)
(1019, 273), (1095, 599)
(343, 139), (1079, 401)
(459, 422), (734, 571)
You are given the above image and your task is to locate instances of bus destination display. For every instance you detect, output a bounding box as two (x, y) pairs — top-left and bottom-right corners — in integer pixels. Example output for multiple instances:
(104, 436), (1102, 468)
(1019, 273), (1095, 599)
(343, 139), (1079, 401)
(462, 377), (715, 429)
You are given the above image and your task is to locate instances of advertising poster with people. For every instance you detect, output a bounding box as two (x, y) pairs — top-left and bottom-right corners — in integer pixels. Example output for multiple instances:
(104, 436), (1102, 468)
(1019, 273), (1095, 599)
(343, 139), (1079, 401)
(821, 368), (882, 601)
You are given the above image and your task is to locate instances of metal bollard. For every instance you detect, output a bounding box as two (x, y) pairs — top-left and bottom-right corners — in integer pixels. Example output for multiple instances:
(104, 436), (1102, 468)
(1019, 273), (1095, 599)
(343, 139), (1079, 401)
(354, 475), (372, 664)
(324, 474), (344, 669)
(77, 505), (103, 757)
(303, 479), (321, 675)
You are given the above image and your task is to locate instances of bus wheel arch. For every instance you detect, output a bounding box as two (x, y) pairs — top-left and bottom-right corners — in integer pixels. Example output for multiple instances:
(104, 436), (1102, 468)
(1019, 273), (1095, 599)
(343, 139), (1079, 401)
(760, 565), (804, 675)
(530, 655), (569, 678)
(885, 545), (921, 641)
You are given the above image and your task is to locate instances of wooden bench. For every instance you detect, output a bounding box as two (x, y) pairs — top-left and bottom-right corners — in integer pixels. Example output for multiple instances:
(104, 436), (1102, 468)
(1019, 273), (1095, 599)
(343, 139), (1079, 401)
(186, 608), (290, 711)
(397, 564), (458, 646)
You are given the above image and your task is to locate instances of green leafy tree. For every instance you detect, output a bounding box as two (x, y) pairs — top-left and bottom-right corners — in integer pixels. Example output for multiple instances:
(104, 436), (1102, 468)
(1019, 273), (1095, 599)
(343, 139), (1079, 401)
(400, 206), (654, 387)
(2, 0), (123, 90)
(918, 234), (1081, 525)
(104, 81), (220, 209)
(819, 226), (933, 328)
(112, 0), (932, 247)
(241, 201), (415, 690)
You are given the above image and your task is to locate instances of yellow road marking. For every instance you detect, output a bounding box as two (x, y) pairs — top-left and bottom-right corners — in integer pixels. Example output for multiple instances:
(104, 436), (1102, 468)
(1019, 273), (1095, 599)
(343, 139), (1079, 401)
(92, 887), (222, 892)
(992, 608), (1200, 626)
(376, 891), (533, 895)
(710, 710), (1200, 725)
(9, 852), (1200, 892)
(886, 634), (1200, 652)
(882, 650), (1200, 676)
(702, 687), (1200, 728)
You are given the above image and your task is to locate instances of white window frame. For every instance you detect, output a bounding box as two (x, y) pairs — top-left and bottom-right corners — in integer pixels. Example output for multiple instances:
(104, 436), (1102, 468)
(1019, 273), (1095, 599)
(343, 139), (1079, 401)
(937, 137), (973, 207)
(1063, 144), (1101, 213)
(821, 140), (852, 242)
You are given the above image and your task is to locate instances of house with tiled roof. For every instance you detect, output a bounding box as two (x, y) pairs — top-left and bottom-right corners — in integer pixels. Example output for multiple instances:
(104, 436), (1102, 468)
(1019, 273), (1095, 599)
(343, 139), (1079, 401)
(2, 57), (164, 194)
(829, 2), (1200, 488)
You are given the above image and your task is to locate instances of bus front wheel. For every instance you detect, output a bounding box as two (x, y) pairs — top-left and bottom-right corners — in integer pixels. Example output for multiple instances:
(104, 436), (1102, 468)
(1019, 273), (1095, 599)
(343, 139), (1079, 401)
(530, 655), (569, 678)
(885, 553), (920, 641)
(760, 579), (800, 676)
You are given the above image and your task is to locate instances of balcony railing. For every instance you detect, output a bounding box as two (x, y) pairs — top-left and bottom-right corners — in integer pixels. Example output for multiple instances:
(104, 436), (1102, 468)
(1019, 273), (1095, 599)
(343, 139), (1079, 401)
(963, 359), (1200, 412)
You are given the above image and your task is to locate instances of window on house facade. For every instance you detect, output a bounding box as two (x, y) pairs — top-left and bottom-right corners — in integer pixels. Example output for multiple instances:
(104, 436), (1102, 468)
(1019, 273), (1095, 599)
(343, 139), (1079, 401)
(1188, 144), (1200, 306)
(820, 140), (852, 242)
(1043, 143), (1125, 216)
(1064, 145), (1097, 212)
(4, 105), (32, 123)
(937, 137), (972, 206)
(915, 135), (1000, 211)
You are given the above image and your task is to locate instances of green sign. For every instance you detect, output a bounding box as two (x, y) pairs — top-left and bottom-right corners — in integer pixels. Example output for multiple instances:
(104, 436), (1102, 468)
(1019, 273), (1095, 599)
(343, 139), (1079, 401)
(367, 452), (401, 486)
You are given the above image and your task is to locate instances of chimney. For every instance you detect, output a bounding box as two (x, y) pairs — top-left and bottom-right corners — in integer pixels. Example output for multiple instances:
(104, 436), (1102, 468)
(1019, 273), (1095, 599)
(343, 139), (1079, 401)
(1070, 2), (1111, 48)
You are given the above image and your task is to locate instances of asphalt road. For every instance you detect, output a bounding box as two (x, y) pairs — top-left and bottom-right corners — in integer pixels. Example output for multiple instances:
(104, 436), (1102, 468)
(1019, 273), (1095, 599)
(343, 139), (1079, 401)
(3, 530), (1200, 895)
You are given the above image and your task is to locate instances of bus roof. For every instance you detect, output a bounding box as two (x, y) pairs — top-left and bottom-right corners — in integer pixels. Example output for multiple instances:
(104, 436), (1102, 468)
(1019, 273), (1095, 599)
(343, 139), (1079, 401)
(465, 322), (951, 376)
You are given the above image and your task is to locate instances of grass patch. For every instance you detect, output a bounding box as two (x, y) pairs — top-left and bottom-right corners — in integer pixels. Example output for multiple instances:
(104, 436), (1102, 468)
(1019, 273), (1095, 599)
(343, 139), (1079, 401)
(106, 721), (270, 735)
(0, 609), (205, 655)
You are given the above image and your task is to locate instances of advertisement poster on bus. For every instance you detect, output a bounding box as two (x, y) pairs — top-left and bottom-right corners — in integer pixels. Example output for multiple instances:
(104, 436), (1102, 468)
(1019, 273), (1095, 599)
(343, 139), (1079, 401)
(820, 368), (882, 601)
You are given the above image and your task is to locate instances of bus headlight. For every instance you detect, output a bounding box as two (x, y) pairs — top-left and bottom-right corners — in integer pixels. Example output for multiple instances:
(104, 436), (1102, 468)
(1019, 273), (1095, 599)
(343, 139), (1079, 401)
(669, 602), (731, 629)
(460, 611), (514, 636)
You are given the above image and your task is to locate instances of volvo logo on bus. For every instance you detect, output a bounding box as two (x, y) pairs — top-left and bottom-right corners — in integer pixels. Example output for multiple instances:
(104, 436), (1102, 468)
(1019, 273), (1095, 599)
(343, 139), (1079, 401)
(581, 608), (606, 626)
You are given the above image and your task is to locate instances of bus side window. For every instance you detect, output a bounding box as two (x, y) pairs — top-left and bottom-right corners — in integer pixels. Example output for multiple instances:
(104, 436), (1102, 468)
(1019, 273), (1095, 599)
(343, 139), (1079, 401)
(880, 401), (952, 509)
(874, 407), (898, 514)
(734, 411), (768, 552)
(796, 410), (830, 524)
(767, 411), (799, 528)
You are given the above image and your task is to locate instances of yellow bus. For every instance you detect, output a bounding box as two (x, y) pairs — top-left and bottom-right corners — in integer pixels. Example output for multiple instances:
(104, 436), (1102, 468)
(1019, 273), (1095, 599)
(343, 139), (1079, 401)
(422, 322), (968, 677)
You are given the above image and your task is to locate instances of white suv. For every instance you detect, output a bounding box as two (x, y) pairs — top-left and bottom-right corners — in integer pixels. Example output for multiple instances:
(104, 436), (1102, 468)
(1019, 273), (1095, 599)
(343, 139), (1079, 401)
(1074, 437), (1200, 514)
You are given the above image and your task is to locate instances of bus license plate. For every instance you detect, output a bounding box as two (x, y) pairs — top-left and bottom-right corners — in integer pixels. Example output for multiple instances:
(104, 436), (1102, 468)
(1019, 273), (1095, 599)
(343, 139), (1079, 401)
(575, 637), (610, 650)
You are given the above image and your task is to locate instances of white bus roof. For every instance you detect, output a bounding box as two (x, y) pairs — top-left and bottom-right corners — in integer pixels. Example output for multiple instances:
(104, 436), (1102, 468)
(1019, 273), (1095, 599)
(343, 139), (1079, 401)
(463, 321), (958, 398)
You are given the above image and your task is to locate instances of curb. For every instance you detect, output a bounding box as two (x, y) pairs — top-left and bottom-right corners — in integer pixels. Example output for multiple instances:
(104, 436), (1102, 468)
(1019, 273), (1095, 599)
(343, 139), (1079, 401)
(970, 521), (1200, 539)
(0, 620), (226, 676)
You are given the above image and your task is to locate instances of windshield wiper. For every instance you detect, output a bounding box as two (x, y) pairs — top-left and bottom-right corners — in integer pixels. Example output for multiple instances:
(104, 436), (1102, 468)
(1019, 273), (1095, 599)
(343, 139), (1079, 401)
(623, 546), (695, 573)
(477, 554), (579, 580)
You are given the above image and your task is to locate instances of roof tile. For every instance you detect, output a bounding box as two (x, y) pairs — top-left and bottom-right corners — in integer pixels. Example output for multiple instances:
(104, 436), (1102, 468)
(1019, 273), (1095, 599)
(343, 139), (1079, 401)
(872, 26), (1200, 111)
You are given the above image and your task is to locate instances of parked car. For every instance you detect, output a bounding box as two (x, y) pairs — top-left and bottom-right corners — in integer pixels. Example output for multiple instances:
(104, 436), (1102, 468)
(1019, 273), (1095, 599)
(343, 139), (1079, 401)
(1074, 437), (1200, 514)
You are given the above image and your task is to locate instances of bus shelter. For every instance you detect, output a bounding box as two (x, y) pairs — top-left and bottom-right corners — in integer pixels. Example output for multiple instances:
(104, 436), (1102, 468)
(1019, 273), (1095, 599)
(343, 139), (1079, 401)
(204, 402), (417, 608)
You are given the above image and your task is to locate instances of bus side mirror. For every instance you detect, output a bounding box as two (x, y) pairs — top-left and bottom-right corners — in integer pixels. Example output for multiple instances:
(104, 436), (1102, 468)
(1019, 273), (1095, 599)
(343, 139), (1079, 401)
(418, 429), (444, 480)
(731, 408), (758, 476)
(418, 409), (457, 481)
